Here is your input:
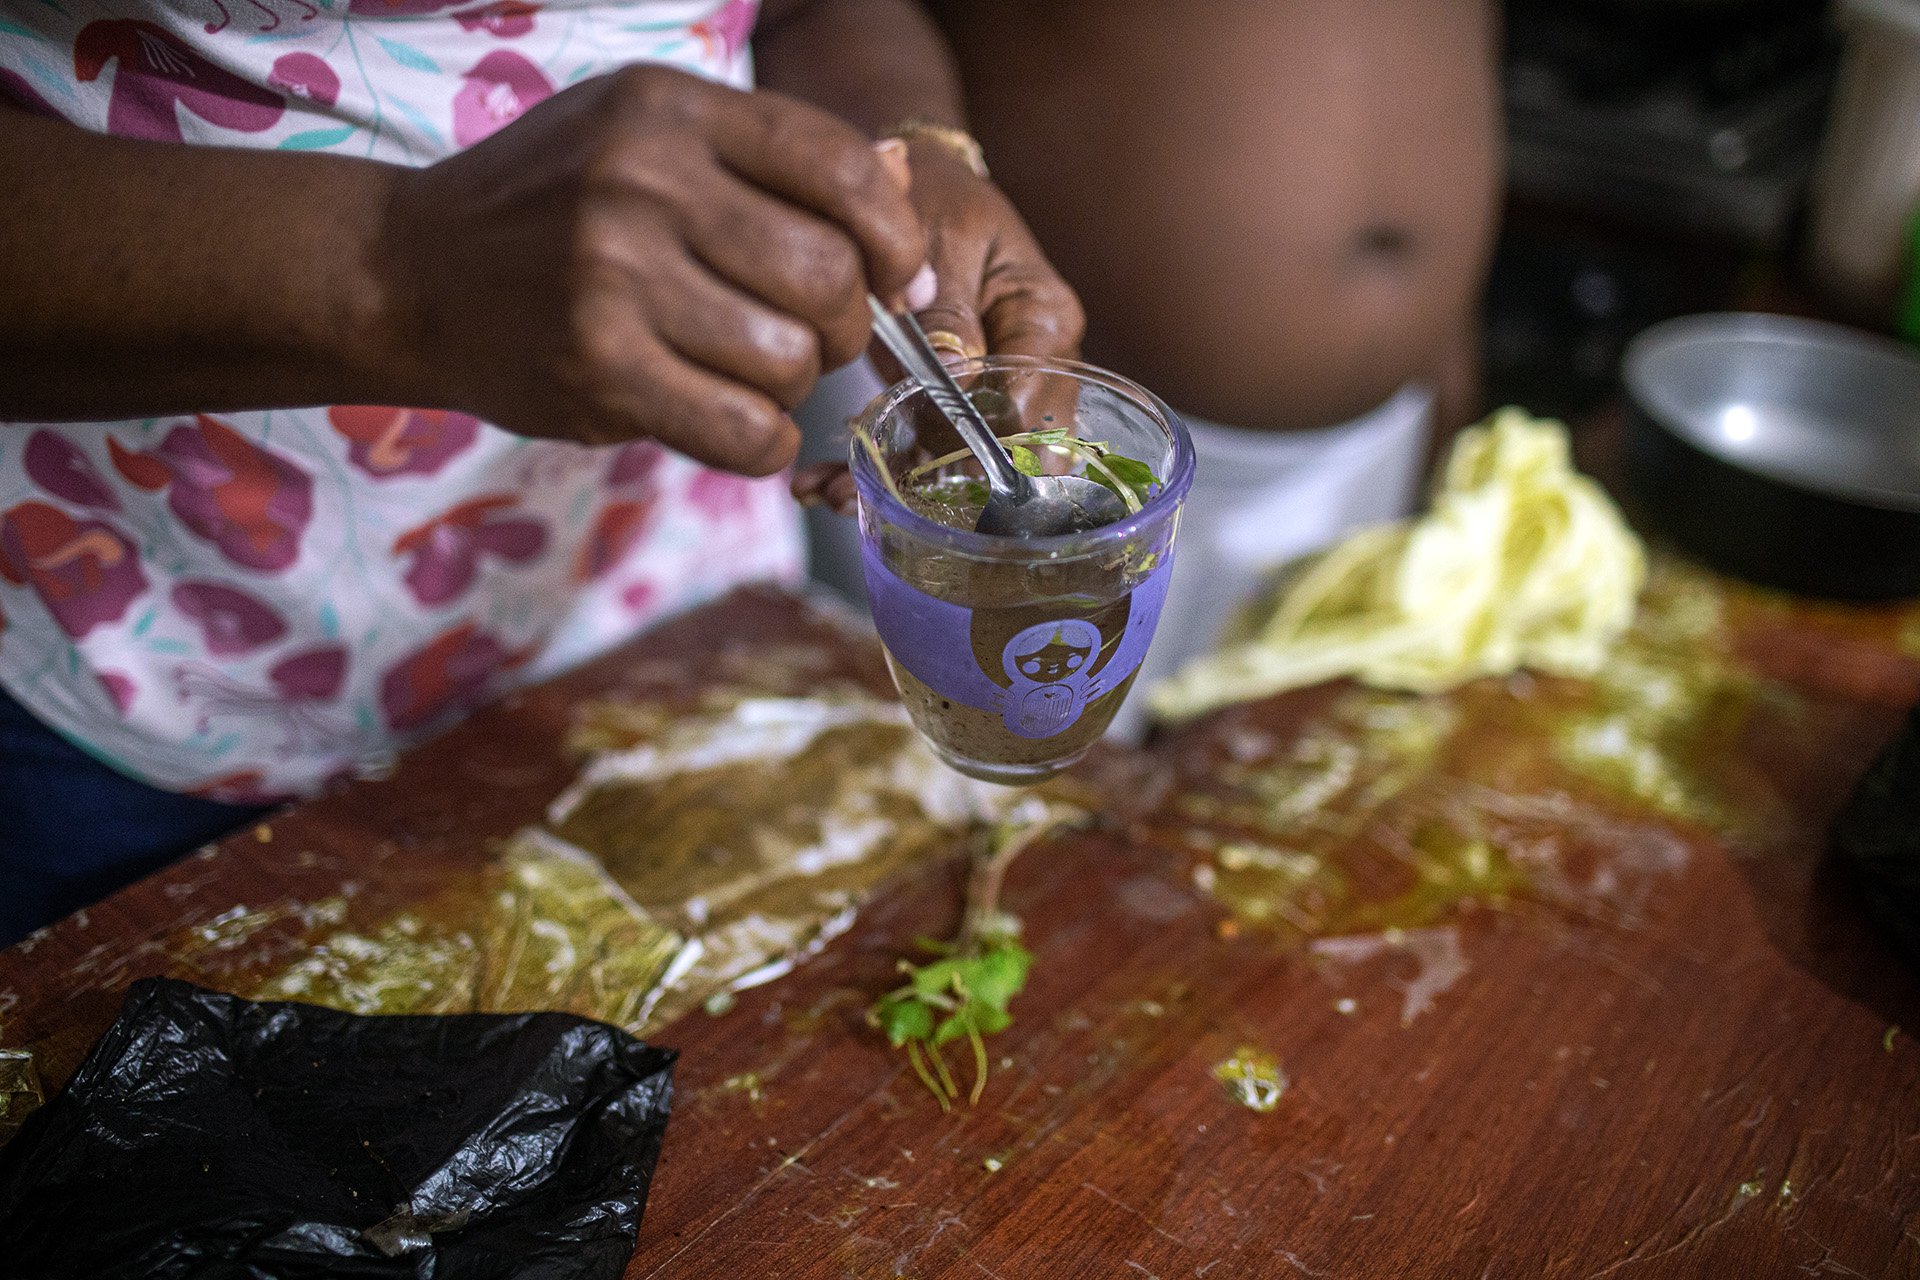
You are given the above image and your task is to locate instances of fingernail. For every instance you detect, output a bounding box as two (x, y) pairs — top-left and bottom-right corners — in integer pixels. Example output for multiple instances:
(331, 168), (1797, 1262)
(905, 263), (937, 311)
(922, 329), (967, 369)
(872, 138), (911, 191)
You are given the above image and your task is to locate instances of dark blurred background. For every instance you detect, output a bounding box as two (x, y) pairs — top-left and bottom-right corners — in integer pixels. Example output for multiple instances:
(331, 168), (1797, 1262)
(1487, 0), (1920, 418)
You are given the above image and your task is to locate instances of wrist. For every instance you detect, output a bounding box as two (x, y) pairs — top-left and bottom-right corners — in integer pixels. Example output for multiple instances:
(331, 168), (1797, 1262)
(339, 160), (446, 410)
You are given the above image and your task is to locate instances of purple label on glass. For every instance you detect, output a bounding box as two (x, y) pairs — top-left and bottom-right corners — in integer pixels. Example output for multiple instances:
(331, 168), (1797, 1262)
(860, 543), (1175, 740)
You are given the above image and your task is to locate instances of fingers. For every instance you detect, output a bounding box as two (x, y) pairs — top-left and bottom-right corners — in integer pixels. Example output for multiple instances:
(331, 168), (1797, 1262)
(584, 327), (801, 475)
(677, 127), (935, 370)
(978, 253), (1086, 360)
(974, 201), (1085, 359)
(912, 213), (991, 366)
(647, 259), (822, 410)
(917, 235), (1083, 365)
(677, 177), (874, 370)
(904, 167), (1083, 365)
(790, 460), (857, 514)
(873, 139), (939, 312)
(643, 358), (801, 476)
(873, 138), (911, 192)
(711, 89), (928, 306)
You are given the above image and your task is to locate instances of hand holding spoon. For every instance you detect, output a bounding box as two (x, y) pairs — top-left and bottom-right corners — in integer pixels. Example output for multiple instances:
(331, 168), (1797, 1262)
(867, 298), (1128, 537)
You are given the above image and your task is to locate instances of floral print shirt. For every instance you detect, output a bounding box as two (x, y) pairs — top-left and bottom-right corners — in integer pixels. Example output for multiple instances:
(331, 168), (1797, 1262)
(0, 0), (803, 801)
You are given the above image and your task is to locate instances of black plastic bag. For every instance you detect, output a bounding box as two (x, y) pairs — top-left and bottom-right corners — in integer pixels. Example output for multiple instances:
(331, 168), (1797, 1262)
(1833, 701), (1920, 967)
(0, 977), (676, 1280)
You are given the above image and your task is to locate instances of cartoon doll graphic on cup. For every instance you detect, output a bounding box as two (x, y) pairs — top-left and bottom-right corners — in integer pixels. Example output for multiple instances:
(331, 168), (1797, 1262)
(861, 534), (1174, 780)
(997, 617), (1107, 737)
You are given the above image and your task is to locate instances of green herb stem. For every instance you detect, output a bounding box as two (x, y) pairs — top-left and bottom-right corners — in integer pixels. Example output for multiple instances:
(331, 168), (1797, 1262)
(967, 1026), (990, 1106)
(1077, 448), (1146, 515)
(851, 422), (909, 508)
(869, 815), (1072, 1111)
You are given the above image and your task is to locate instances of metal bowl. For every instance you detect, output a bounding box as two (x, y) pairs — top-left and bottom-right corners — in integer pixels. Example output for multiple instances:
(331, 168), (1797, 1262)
(1621, 312), (1920, 599)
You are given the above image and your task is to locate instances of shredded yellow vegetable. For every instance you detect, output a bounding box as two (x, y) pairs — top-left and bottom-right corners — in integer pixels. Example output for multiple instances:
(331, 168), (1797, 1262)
(1151, 408), (1645, 721)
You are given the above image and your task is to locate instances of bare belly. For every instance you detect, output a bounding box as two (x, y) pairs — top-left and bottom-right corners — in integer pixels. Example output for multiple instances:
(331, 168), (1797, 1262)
(936, 0), (1503, 431)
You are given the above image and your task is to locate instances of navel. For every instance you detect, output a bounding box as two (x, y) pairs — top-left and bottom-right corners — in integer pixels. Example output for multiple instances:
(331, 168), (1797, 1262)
(1349, 222), (1417, 266)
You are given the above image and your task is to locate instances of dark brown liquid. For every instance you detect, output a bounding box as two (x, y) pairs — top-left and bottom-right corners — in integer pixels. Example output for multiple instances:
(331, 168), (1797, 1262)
(887, 653), (1138, 778)
(877, 459), (1165, 779)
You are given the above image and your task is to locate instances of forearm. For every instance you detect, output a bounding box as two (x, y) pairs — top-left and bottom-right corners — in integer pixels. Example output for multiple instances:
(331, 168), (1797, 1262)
(0, 104), (416, 422)
(753, 0), (965, 135)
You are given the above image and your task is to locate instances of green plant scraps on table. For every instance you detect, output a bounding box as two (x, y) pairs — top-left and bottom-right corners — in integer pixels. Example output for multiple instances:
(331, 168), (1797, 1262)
(868, 817), (1062, 1110)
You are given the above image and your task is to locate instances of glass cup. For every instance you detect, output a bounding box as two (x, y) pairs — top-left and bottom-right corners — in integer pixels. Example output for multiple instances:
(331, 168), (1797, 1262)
(851, 355), (1195, 785)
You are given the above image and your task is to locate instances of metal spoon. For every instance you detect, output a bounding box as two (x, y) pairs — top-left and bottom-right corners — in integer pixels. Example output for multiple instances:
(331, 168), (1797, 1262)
(868, 297), (1128, 537)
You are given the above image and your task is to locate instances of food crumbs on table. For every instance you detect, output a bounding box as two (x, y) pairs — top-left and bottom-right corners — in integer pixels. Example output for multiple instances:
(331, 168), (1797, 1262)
(1886, 1025), (1901, 1053)
(983, 1155), (1004, 1173)
(720, 1071), (764, 1104)
(705, 990), (737, 1017)
(254, 825), (272, 843)
(1212, 1046), (1287, 1113)
(1336, 998), (1358, 1015)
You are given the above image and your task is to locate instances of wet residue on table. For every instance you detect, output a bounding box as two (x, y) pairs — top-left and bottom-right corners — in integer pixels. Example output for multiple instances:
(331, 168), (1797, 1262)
(1159, 559), (1920, 956)
(141, 691), (1062, 1039)
(250, 829), (688, 1027)
(1211, 1046), (1288, 1112)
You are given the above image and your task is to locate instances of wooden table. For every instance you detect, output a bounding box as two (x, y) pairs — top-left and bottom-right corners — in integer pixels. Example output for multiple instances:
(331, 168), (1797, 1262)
(4, 559), (1920, 1278)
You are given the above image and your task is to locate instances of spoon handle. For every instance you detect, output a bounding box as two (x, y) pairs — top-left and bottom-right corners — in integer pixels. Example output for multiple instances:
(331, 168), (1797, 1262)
(867, 297), (1030, 501)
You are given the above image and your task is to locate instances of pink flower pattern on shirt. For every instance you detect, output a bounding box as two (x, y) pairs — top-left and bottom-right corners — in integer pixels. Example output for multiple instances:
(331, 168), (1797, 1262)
(0, 3), (802, 797)
(111, 417), (313, 573)
(0, 502), (148, 640)
(176, 642), (351, 753)
(268, 53), (339, 107)
(392, 494), (548, 606)
(98, 669), (137, 715)
(204, 0), (321, 37)
(347, 0), (468, 17)
(694, 0), (755, 60)
(328, 406), (481, 480)
(454, 2), (538, 38)
(452, 49), (550, 145)
(171, 582), (289, 655)
(686, 467), (755, 518)
(25, 432), (121, 511)
(74, 21), (286, 142)
(380, 620), (533, 733)
(574, 440), (665, 582)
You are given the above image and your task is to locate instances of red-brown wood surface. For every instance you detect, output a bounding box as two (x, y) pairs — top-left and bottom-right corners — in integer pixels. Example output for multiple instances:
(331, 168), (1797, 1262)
(4, 570), (1919, 1279)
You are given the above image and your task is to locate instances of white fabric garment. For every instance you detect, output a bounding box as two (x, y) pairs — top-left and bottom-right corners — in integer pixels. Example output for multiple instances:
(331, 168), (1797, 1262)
(1107, 384), (1433, 740)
